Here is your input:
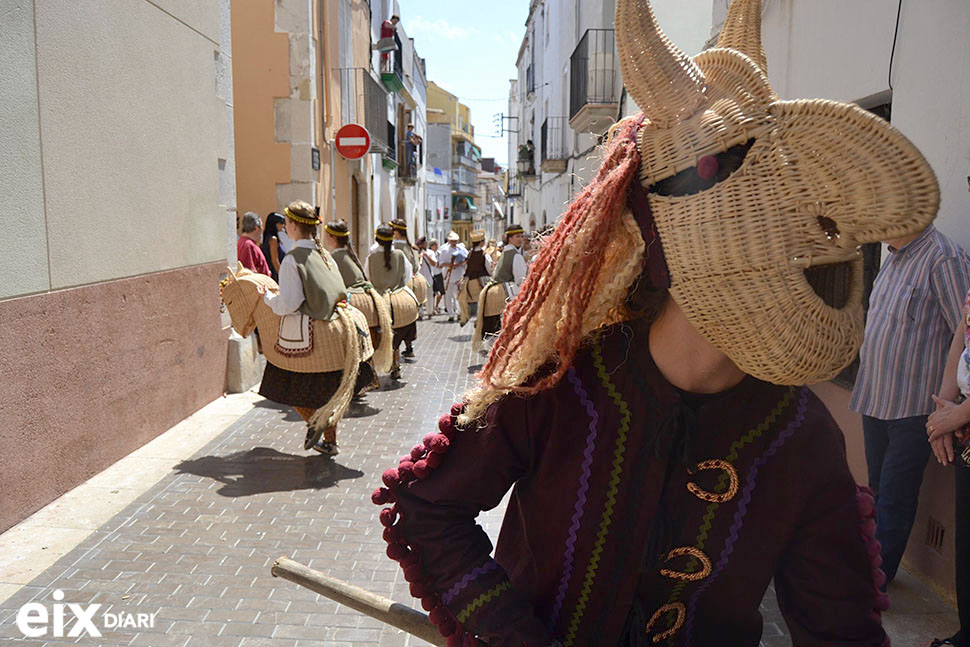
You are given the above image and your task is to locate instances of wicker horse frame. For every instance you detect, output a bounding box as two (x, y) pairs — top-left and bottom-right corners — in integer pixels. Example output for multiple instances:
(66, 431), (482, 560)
(613, 0), (939, 385)
(221, 267), (373, 374)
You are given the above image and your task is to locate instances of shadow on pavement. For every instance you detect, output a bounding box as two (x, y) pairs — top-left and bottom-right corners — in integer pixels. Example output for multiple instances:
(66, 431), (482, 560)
(346, 400), (381, 418)
(379, 377), (407, 391)
(174, 447), (364, 497)
(467, 364), (483, 373)
(449, 334), (472, 343)
(251, 398), (302, 422)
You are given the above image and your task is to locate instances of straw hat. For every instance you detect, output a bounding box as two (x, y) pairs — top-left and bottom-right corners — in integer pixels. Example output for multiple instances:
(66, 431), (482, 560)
(615, 0), (938, 384)
(469, 230), (485, 243)
(446, 231), (460, 242)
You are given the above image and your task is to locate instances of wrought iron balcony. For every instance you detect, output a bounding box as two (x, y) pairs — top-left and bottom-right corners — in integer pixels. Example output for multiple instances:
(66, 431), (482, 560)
(568, 29), (618, 134)
(337, 68), (390, 154)
(541, 117), (568, 173)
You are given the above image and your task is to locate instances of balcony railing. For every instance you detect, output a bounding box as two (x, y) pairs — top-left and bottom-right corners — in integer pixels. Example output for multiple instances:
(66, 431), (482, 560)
(569, 29), (618, 133)
(337, 68), (390, 153)
(541, 117), (568, 172)
(454, 154), (480, 170)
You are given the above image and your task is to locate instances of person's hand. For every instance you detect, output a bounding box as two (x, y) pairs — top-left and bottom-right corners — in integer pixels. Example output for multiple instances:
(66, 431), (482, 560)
(927, 395), (966, 439)
(930, 431), (956, 465)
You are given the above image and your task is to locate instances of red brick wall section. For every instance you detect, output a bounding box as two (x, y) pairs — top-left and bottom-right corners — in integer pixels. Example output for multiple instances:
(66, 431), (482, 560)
(0, 262), (229, 532)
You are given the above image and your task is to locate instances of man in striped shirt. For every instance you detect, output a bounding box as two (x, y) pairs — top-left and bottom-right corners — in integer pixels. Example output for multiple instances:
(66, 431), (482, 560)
(850, 224), (970, 585)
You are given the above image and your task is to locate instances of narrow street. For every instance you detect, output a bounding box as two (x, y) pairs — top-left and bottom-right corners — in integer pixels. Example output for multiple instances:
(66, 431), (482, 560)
(0, 319), (954, 646)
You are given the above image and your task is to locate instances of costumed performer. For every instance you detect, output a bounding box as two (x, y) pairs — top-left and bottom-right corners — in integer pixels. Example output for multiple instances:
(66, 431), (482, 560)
(371, 0), (941, 644)
(368, 224), (419, 381)
(324, 219), (393, 382)
(250, 201), (372, 456)
(392, 218), (427, 358)
(471, 223), (528, 354)
(458, 230), (493, 327)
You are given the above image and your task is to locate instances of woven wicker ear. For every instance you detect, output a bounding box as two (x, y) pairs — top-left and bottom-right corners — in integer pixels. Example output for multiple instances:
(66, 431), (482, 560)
(615, 0), (707, 127)
(717, 0), (767, 73)
(637, 48), (773, 186)
(767, 99), (940, 246)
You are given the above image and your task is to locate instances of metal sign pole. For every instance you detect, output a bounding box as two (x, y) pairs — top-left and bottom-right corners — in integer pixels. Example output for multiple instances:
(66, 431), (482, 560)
(330, 139), (337, 222)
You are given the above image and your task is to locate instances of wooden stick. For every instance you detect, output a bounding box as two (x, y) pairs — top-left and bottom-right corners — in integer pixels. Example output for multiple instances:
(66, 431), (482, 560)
(271, 556), (444, 646)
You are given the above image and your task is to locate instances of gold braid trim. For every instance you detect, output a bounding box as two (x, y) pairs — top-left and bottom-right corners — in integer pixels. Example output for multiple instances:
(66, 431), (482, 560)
(659, 547), (712, 581)
(284, 207), (320, 225)
(324, 224), (348, 237)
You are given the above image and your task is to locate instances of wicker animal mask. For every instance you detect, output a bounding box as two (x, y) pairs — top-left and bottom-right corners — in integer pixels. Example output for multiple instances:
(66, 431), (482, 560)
(616, 0), (939, 384)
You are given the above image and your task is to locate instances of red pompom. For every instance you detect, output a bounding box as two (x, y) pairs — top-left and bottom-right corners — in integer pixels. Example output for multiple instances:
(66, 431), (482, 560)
(427, 452), (445, 468)
(423, 433), (437, 449)
(439, 414), (456, 434)
(372, 488), (390, 505)
(421, 595), (440, 611)
(451, 403), (465, 417)
(858, 518), (876, 539)
(398, 461), (414, 481)
(401, 454), (413, 464)
(872, 553), (883, 568)
(429, 434), (451, 454)
(447, 635), (463, 647)
(379, 507), (398, 527)
(872, 569), (886, 589)
(856, 491), (875, 517)
(429, 606), (449, 625)
(874, 591), (890, 612)
(411, 444), (426, 461)
(382, 526), (401, 543)
(413, 459), (429, 479)
(409, 581), (428, 598)
(400, 553), (419, 567)
(382, 468), (400, 488)
(386, 543), (411, 561)
(403, 564), (423, 582)
(697, 155), (719, 180)
(439, 619), (458, 637)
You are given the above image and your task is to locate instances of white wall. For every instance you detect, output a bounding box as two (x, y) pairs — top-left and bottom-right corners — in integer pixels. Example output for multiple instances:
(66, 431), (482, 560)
(2, 0), (233, 297)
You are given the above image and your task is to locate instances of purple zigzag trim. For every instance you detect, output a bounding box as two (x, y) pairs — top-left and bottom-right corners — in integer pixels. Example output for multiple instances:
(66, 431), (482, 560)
(549, 368), (601, 626)
(442, 559), (500, 605)
(683, 388), (808, 647)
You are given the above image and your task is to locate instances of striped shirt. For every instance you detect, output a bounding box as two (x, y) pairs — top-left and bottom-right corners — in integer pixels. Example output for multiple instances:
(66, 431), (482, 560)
(850, 226), (970, 419)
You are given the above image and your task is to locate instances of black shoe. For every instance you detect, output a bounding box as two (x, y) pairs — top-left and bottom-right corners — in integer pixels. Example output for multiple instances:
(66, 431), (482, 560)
(402, 348), (415, 358)
(447, 316), (456, 322)
(304, 426), (323, 450)
(312, 440), (339, 456)
(390, 365), (402, 380)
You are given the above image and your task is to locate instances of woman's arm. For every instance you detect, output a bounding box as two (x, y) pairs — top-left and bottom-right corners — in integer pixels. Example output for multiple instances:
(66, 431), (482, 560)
(270, 238), (281, 273)
(927, 316), (970, 463)
(263, 256), (304, 315)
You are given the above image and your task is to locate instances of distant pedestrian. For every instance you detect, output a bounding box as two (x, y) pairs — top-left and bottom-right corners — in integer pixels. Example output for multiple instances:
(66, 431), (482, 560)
(391, 218), (423, 358)
(426, 239), (445, 316)
(261, 212), (286, 282)
(437, 231), (467, 322)
(850, 224), (970, 585)
(416, 237), (436, 319)
(472, 223), (527, 352)
(458, 230), (492, 327)
(237, 212), (271, 276)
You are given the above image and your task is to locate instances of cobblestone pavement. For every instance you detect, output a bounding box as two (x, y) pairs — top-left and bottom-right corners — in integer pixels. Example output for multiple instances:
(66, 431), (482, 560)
(0, 319), (795, 646)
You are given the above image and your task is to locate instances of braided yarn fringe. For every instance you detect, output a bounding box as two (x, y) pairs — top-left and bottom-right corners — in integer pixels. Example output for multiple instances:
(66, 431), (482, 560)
(371, 287), (395, 373)
(308, 305), (361, 431)
(462, 117), (645, 424)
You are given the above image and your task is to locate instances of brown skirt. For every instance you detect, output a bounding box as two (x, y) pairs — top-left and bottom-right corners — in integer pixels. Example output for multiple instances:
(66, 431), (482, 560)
(481, 314), (502, 336)
(393, 321), (417, 349)
(259, 360), (378, 409)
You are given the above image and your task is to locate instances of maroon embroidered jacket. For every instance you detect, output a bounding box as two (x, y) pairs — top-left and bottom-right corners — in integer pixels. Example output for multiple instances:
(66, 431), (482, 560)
(375, 318), (888, 646)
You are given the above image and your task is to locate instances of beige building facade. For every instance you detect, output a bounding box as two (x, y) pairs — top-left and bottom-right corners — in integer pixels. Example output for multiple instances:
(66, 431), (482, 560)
(0, 0), (236, 531)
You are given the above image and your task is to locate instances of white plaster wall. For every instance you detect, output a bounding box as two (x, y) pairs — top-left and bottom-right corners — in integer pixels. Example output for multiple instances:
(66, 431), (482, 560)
(653, 0), (715, 55)
(33, 0), (230, 290)
(0, 0), (50, 299)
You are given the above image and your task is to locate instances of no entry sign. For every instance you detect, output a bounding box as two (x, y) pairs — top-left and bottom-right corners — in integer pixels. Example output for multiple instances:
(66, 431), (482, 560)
(335, 124), (371, 160)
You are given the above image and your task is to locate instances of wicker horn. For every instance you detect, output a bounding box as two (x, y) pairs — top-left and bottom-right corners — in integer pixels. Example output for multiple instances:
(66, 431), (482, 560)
(717, 0), (768, 73)
(615, 0), (707, 126)
(226, 266), (237, 282)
